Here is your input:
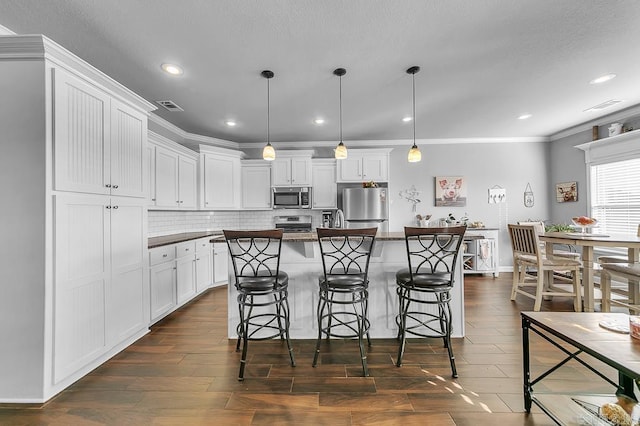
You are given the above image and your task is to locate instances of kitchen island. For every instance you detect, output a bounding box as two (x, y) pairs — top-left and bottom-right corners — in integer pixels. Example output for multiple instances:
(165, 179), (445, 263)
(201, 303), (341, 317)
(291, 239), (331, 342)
(212, 232), (465, 339)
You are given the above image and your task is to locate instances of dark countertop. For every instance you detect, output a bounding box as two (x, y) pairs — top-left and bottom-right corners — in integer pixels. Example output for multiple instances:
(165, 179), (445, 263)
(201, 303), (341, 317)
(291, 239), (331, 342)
(148, 231), (223, 249)
(149, 228), (499, 248)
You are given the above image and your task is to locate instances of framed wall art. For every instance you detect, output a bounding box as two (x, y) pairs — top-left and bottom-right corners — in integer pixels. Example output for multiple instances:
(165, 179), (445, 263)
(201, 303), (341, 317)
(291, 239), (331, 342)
(435, 176), (466, 207)
(555, 181), (577, 203)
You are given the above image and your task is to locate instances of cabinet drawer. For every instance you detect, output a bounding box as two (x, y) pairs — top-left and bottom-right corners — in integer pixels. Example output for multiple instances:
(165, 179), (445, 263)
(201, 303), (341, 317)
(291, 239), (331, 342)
(149, 245), (175, 266)
(195, 237), (212, 253)
(176, 241), (196, 258)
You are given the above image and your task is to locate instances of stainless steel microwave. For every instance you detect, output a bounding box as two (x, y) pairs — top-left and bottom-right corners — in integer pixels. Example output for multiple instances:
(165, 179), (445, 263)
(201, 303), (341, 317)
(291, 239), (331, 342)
(272, 187), (311, 209)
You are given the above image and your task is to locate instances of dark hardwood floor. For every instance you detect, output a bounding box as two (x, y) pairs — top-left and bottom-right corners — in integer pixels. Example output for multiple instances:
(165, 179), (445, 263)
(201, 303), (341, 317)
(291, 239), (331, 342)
(0, 274), (620, 425)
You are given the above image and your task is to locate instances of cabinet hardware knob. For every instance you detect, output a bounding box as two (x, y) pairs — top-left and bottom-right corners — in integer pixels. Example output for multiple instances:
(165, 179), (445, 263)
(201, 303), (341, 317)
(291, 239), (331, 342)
(151, 198), (156, 201)
(105, 184), (111, 188)
(162, 254), (168, 258)
(173, 267), (177, 270)
(185, 248), (189, 251)
(196, 258), (200, 261)
(113, 185), (119, 189)
(113, 205), (118, 209)
(106, 205), (111, 209)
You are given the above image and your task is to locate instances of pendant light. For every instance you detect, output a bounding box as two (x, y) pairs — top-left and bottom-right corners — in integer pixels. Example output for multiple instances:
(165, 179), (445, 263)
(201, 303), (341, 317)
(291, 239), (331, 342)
(333, 68), (348, 160)
(407, 66), (422, 163)
(261, 70), (276, 161)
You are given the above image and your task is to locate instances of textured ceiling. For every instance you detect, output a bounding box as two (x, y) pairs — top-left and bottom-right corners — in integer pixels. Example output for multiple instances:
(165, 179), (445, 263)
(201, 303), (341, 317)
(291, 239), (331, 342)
(1, 0), (640, 145)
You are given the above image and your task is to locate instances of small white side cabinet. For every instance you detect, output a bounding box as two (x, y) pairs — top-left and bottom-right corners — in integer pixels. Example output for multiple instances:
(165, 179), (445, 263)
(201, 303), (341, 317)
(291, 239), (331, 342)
(213, 242), (229, 286)
(311, 159), (337, 209)
(241, 160), (272, 209)
(176, 241), (197, 305)
(336, 149), (391, 183)
(200, 145), (243, 210)
(195, 238), (214, 294)
(462, 228), (499, 278)
(150, 132), (198, 210)
(271, 150), (313, 186)
(149, 245), (177, 322)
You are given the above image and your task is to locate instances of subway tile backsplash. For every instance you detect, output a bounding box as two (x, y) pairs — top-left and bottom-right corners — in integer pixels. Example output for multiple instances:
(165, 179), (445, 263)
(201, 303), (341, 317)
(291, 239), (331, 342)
(148, 209), (324, 236)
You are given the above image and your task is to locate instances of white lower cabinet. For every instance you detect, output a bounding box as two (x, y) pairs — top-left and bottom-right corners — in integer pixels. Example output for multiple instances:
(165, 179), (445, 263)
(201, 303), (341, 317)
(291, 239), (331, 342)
(149, 245), (177, 322)
(176, 241), (197, 305)
(213, 242), (229, 286)
(54, 194), (147, 383)
(195, 238), (213, 294)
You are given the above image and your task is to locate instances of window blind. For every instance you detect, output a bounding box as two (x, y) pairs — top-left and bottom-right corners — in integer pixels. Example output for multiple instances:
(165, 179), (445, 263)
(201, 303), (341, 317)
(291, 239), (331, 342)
(590, 158), (640, 235)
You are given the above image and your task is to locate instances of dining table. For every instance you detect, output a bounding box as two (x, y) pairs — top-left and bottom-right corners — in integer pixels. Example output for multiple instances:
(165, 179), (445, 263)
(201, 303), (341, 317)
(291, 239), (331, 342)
(540, 231), (640, 312)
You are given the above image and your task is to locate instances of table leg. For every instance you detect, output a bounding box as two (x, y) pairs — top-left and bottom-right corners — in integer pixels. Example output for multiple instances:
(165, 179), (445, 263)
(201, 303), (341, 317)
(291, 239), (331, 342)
(544, 242), (554, 297)
(522, 316), (532, 413)
(582, 247), (595, 312)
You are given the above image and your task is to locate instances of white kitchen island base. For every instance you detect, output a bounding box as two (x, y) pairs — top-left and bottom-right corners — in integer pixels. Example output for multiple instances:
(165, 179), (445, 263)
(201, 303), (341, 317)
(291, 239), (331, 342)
(223, 233), (465, 339)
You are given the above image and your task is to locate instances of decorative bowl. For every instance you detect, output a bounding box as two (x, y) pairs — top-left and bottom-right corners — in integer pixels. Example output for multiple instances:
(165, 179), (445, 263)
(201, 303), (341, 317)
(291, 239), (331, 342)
(571, 216), (597, 233)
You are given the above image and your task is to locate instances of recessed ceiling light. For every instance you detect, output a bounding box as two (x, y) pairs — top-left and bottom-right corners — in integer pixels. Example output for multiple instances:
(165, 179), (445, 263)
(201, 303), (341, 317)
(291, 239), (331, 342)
(402, 116), (412, 122)
(589, 73), (616, 84)
(225, 120), (237, 127)
(314, 118), (325, 125)
(161, 63), (183, 76)
(518, 114), (532, 120)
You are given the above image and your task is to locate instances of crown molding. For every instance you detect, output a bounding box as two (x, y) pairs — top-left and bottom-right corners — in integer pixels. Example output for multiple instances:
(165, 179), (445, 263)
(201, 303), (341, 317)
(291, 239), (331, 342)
(240, 136), (548, 149)
(148, 131), (199, 159)
(198, 144), (245, 158)
(0, 34), (155, 113)
(148, 113), (240, 150)
(0, 24), (17, 35)
(549, 104), (640, 141)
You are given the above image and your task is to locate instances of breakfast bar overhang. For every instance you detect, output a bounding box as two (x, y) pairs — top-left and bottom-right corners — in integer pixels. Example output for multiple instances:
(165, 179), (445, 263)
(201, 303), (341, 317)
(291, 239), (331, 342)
(213, 232), (465, 339)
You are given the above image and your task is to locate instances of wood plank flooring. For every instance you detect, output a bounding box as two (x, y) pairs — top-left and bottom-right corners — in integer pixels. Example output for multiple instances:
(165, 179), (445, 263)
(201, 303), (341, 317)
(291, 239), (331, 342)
(0, 274), (621, 425)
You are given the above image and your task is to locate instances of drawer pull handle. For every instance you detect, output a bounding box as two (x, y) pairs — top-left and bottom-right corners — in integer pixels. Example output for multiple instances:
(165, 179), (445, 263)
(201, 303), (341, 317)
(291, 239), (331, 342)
(105, 184), (111, 188)
(113, 185), (119, 189)
(162, 254), (168, 258)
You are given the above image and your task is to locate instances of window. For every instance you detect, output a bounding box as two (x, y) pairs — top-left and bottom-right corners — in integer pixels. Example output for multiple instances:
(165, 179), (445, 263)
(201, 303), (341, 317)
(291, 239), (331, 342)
(590, 157), (640, 235)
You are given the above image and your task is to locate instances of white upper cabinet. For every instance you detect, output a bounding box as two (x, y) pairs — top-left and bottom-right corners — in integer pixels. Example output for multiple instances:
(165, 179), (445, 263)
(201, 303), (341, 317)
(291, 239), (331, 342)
(241, 160), (272, 209)
(53, 68), (147, 198)
(149, 132), (199, 210)
(271, 151), (313, 186)
(311, 159), (337, 209)
(200, 145), (243, 210)
(336, 149), (391, 183)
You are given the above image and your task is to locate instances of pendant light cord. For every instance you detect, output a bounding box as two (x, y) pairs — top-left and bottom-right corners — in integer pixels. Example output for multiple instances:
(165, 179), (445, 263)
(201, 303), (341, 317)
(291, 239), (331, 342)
(412, 71), (416, 144)
(339, 73), (343, 143)
(267, 77), (271, 144)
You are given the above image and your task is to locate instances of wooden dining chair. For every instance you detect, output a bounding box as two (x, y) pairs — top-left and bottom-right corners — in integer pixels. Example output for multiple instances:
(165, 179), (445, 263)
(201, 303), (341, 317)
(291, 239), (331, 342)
(508, 224), (582, 311)
(600, 263), (640, 314)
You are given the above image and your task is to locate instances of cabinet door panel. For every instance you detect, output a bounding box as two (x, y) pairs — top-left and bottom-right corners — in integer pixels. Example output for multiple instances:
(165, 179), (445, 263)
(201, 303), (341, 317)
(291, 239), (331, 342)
(146, 144), (156, 205)
(290, 158), (311, 185)
(176, 255), (196, 304)
(362, 155), (388, 182)
(203, 156), (237, 209)
(195, 250), (213, 293)
(54, 69), (110, 195)
(337, 157), (362, 182)
(271, 158), (291, 186)
(213, 244), (229, 286)
(110, 100), (146, 198)
(178, 156), (197, 209)
(154, 147), (179, 208)
(54, 194), (109, 383)
(242, 165), (272, 209)
(109, 198), (146, 342)
(311, 163), (337, 209)
(150, 262), (176, 322)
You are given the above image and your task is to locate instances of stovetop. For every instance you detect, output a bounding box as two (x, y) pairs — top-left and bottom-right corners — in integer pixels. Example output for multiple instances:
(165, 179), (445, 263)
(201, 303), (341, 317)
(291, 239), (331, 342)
(274, 215), (313, 233)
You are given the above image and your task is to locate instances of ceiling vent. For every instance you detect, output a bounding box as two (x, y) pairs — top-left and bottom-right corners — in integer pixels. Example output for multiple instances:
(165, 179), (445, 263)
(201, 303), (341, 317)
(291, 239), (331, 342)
(156, 100), (184, 112)
(583, 99), (624, 112)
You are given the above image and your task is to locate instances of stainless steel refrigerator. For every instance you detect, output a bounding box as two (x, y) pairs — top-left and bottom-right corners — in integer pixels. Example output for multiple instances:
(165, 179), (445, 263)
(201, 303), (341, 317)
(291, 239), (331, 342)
(342, 188), (389, 232)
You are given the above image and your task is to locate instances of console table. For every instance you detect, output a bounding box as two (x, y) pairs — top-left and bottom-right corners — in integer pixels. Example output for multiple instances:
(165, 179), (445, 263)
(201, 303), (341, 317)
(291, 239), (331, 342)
(522, 311), (640, 424)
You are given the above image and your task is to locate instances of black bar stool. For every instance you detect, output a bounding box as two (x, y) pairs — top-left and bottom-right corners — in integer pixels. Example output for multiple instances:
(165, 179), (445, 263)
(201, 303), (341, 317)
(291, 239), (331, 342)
(223, 229), (295, 380)
(312, 227), (377, 377)
(395, 225), (466, 378)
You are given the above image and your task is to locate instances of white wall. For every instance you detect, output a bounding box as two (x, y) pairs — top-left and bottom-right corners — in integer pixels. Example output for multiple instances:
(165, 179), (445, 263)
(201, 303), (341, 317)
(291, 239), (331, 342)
(0, 60), (47, 400)
(388, 142), (551, 267)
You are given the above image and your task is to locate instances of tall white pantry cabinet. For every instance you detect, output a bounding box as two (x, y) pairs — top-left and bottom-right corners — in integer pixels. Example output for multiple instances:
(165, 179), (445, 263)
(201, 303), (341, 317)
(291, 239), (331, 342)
(0, 35), (155, 402)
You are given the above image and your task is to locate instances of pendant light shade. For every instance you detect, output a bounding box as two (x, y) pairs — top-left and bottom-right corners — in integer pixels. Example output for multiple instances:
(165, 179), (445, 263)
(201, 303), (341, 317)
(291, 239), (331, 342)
(334, 68), (348, 160)
(406, 66), (422, 163)
(261, 70), (276, 161)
